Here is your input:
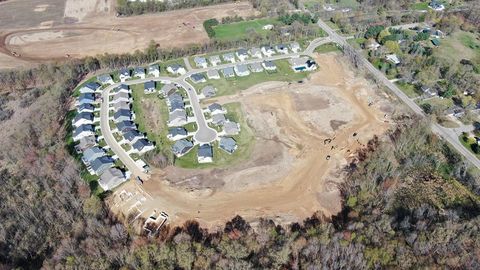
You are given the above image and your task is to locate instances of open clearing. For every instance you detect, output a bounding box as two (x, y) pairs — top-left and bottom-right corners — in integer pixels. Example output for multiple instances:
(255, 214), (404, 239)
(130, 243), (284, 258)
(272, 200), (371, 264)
(0, 1), (257, 69)
(109, 53), (393, 229)
(212, 18), (278, 41)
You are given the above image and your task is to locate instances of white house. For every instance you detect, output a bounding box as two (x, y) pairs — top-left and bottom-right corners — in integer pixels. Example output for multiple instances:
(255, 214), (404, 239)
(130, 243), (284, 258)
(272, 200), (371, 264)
(207, 103), (226, 115)
(365, 39), (380, 50)
(148, 64), (160, 77)
(289, 57), (317, 72)
(223, 53), (236, 63)
(167, 64), (186, 75)
(119, 68), (131, 82)
(209, 55), (221, 66)
(168, 110), (188, 127)
(133, 67), (146, 79)
(386, 54), (401, 65)
(73, 124), (95, 141)
(207, 69), (220, 80)
(275, 44), (289, 54)
(194, 56), (208, 68)
(236, 48), (249, 61)
(261, 46), (275, 57)
(234, 64), (250, 77)
(249, 47), (263, 59)
(97, 74), (114, 85)
(290, 42), (300, 53)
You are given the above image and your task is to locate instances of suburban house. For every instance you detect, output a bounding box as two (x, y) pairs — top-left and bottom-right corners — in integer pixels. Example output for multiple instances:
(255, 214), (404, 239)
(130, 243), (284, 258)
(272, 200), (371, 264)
(114, 109), (132, 123)
(168, 110), (188, 127)
(148, 64), (160, 77)
(161, 83), (177, 97)
(79, 82), (101, 94)
(73, 112), (94, 127)
(132, 139), (155, 154)
(144, 80), (156, 94)
(429, 0), (445, 11)
(198, 144), (213, 163)
(112, 91), (130, 103)
(386, 54), (401, 65)
(223, 53), (236, 63)
(211, 113), (226, 126)
(249, 62), (264, 73)
(234, 64), (250, 77)
(261, 46), (275, 57)
(194, 56), (208, 68)
(263, 61), (277, 71)
(168, 93), (185, 112)
(167, 64), (186, 75)
(249, 47), (263, 59)
(207, 69), (220, 80)
(77, 93), (96, 105)
(289, 57), (317, 72)
(117, 84), (130, 94)
(223, 121), (240, 136)
(275, 44), (289, 54)
(77, 103), (95, 113)
(445, 106), (466, 118)
(172, 139), (193, 156)
(82, 146), (105, 164)
(73, 124), (95, 141)
(236, 48), (249, 61)
(97, 74), (114, 85)
(202, 86), (216, 98)
(119, 68), (131, 82)
(222, 67), (235, 78)
(365, 39), (380, 50)
(167, 127), (188, 141)
(113, 101), (130, 111)
(116, 120), (136, 133)
(209, 55), (221, 66)
(290, 42), (300, 53)
(207, 103), (226, 115)
(219, 137), (237, 154)
(421, 85), (437, 97)
(123, 130), (143, 144)
(134, 67), (146, 79)
(99, 168), (126, 191)
(75, 135), (96, 152)
(191, 73), (206, 83)
(90, 156), (114, 175)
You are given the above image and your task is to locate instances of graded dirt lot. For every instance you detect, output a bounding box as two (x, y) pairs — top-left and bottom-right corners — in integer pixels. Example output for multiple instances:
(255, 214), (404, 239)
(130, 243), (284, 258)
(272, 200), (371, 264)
(109, 54), (394, 230)
(0, 1), (257, 69)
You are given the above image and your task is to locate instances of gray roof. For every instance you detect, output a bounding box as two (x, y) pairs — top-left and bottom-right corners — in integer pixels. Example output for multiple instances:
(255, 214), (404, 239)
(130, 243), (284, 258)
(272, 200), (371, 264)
(144, 80), (155, 90)
(202, 86), (216, 97)
(289, 57), (312, 67)
(118, 84), (129, 91)
(235, 64), (249, 73)
(132, 139), (153, 151)
(85, 82), (101, 90)
(172, 139), (193, 155)
(73, 124), (94, 137)
(223, 121), (240, 135)
(124, 130), (142, 142)
(78, 103), (95, 112)
(276, 44), (287, 50)
(249, 62), (263, 71)
(148, 64), (159, 72)
(134, 67), (145, 75)
(78, 135), (96, 150)
(290, 42), (300, 49)
(120, 68), (130, 76)
(169, 64), (183, 71)
(114, 91), (130, 101)
(116, 121), (136, 132)
(74, 112), (94, 123)
(250, 47), (261, 55)
(207, 69), (219, 78)
(209, 55), (221, 63)
(113, 101), (130, 111)
(83, 146), (105, 163)
(212, 114), (226, 125)
(219, 137), (237, 153)
(262, 45), (275, 51)
(198, 144), (213, 158)
(114, 109), (131, 121)
(223, 53), (235, 60)
(78, 93), (95, 103)
(194, 56), (207, 65)
(222, 67), (235, 76)
(191, 73), (205, 82)
(99, 168), (126, 191)
(263, 60), (276, 68)
(161, 84), (177, 96)
(97, 74), (112, 83)
(237, 48), (248, 56)
(170, 100), (185, 112)
(90, 156), (113, 175)
(208, 103), (223, 112)
(169, 110), (187, 122)
(169, 127), (188, 137)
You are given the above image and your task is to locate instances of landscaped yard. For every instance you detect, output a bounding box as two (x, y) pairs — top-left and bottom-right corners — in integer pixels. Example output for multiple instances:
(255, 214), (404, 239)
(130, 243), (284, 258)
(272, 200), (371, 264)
(212, 18), (279, 41)
(459, 134), (480, 158)
(175, 102), (255, 168)
(418, 96), (454, 112)
(395, 81), (419, 98)
(191, 59), (309, 97)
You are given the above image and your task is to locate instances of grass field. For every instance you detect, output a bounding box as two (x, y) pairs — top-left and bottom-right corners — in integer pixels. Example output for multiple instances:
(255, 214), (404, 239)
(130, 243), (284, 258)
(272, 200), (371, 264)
(190, 59), (309, 97)
(418, 96), (454, 112)
(175, 102), (255, 168)
(435, 31), (480, 64)
(314, 43), (342, 53)
(395, 81), (419, 98)
(412, 2), (429, 10)
(212, 18), (278, 41)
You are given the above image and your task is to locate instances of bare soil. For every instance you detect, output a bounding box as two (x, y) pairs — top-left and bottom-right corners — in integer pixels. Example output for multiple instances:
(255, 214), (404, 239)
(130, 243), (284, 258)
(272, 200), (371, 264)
(109, 54), (394, 230)
(0, 1), (257, 69)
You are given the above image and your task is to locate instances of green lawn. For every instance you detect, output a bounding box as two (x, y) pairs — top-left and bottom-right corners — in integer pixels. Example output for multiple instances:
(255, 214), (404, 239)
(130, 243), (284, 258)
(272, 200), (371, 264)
(459, 135), (480, 158)
(435, 31), (480, 64)
(347, 37), (366, 49)
(190, 59), (309, 97)
(418, 96), (454, 112)
(412, 2), (429, 10)
(395, 81), (419, 98)
(175, 102), (255, 168)
(213, 18), (279, 41)
(314, 43), (342, 53)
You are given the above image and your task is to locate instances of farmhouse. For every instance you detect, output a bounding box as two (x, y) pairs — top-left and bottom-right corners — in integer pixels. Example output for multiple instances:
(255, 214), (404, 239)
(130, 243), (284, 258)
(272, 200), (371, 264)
(90, 156), (114, 176)
(207, 69), (220, 80)
(194, 56), (208, 68)
(99, 168), (126, 191)
(289, 57), (317, 72)
(219, 137), (237, 154)
(73, 112), (94, 127)
(168, 127), (188, 141)
(77, 103), (95, 113)
(249, 62), (264, 73)
(223, 121), (240, 136)
(250, 47), (263, 58)
(75, 135), (96, 152)
(73, 124), (95, 141)
(234, 64), (250, 77)
(123, 130), (143, 144)
(223, 53), (236, 63)
(119, 68), (131, 82)
(79, 82), (101, 94)
(168, 110), (188, 127)
(132, 139), (155, 154)
(172, 139), (194, 156)
(97, 74), (114, 85)
(202, 86), (216, 98)
(212, 113), (226, 125)
(222, 67), (235, 78)
(114, 109), (132, 123)
(261, 46), (275, 57)
(262, 60), (277, 71)
(207, 103), (226, 115)
(144, 81), (156, 94)
(198, 144), (213, 163)
(134, 67), (146, 79)
(167, 64), (186, 75)
(77, 93), (96, 105)
(290, 42), (300, 53)
(275, 44), (289, 54)
(191, 73), (207, 83)
(116, 120), (136, 133)
(161, 83), (177, 97)
(82, 146), (105, 164)
(148, 64), (160, 77)
(209, 55), (221, 66)
(236, 48), (249, 61)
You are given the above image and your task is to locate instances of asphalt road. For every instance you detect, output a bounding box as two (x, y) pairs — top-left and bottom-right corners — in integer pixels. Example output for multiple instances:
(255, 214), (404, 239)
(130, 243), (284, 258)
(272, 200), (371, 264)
(315, 18), (480, 169)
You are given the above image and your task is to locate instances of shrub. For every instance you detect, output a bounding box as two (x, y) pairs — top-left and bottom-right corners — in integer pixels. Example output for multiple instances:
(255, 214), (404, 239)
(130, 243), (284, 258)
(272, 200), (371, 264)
(203, 18), (219, 38)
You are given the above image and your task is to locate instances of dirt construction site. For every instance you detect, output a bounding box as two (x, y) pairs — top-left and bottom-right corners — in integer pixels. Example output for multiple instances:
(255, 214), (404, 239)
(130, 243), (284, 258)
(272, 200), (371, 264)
(0, 0), (257, 69)
(109, 54), (395, 230)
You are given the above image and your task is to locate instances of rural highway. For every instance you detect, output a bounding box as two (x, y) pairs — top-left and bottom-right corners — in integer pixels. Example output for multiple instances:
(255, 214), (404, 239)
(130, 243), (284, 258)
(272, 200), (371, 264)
(315, 18), (480, 169)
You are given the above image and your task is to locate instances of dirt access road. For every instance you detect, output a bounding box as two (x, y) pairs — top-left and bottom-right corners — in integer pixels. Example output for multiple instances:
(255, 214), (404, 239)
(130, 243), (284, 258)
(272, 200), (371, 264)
(110, 54), (394, 230)
(0, 0), (257, 69)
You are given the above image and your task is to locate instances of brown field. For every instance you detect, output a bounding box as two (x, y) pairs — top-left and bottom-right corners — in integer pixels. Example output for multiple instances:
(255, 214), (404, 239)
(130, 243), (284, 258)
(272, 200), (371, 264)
(109, 54), (394, 230)
(0, 1), (257, 69)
